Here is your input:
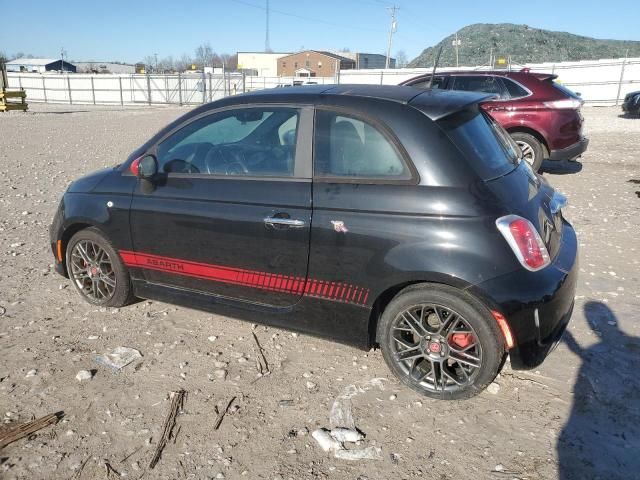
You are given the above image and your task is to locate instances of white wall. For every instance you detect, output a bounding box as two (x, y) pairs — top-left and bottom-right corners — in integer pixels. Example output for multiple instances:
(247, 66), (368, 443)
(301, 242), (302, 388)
(237, 52), (290, 77)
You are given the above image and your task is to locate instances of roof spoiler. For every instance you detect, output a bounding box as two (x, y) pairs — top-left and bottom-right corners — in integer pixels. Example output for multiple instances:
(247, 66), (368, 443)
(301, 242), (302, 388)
(409, 91), (498, 121)
(520, 67), (557, 81)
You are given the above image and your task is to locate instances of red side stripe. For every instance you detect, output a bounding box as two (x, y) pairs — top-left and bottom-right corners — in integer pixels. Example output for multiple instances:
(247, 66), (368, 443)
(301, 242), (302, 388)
(119, 250), (370, 306)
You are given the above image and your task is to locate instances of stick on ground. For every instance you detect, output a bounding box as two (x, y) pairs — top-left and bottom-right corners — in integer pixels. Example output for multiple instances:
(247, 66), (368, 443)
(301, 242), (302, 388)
(252, 331), (270, 376)
(213, 396), (236, 430)
(0, 411), (63, 450)
(149, 389), (186, 469)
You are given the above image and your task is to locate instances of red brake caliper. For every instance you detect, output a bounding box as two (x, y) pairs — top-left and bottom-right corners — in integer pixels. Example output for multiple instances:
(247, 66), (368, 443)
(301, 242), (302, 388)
(449, 333), (474, 349)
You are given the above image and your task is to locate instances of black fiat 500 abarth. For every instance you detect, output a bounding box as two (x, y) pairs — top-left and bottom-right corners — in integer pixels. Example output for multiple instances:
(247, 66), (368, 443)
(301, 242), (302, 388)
(50, 85), (578, 399)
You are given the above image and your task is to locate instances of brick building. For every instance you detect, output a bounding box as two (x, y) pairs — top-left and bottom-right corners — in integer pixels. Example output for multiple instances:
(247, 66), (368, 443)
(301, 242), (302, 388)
(277, 51), (355, 77)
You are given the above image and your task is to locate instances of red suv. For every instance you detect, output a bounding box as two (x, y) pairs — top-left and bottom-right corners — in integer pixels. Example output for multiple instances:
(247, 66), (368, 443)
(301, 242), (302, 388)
(401, 70), (589, 171)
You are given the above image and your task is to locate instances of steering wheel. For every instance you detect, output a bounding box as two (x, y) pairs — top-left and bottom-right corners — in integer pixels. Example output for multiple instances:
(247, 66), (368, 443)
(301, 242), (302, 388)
(204, 145), (250, 175)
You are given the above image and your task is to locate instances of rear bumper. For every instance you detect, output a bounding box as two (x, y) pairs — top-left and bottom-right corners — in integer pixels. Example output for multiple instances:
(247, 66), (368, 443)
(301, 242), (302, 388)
(470, 219), (578, 369)
(549, 136), (589, 161)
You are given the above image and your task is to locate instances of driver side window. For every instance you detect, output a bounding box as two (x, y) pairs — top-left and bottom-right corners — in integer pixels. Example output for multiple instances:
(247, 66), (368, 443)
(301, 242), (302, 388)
(156, 107), (299, 177)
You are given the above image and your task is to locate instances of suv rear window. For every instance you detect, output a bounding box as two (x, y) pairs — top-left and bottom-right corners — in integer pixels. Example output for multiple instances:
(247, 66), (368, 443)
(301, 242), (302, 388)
(550, 81), (581, 99)
(439, 110), (520, 181)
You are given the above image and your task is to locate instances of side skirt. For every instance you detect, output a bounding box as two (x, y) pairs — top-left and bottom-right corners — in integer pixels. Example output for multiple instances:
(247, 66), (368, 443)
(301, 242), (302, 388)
(132, 279), (373, 350)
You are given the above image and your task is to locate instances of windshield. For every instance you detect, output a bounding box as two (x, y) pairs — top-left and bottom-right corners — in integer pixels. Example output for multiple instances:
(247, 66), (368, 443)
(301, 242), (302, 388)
(439, 110), (520, 181)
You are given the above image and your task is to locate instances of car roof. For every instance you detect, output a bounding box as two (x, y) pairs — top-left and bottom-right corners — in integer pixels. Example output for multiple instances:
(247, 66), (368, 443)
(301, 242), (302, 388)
(402, 70), (557, 83)
(226, 84), (492, 121)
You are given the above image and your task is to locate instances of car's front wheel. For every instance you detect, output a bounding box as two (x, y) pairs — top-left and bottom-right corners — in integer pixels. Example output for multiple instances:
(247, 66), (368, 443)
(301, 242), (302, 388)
(378, 284), (505, 400)
(510, 132), (544, 172)
(66, 227), (135, 307)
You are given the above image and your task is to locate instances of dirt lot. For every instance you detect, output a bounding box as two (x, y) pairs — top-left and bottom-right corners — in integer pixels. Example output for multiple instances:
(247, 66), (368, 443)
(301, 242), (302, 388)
(0, 104), (639, 480)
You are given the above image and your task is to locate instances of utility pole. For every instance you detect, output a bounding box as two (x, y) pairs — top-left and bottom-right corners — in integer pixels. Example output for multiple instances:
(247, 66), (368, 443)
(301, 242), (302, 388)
(452, 32), (461, 67)
(385, 5), (398, 69)
(265, 0), (272, 52)
(154, 53), (158, 73)
(60, 48), (66, 73)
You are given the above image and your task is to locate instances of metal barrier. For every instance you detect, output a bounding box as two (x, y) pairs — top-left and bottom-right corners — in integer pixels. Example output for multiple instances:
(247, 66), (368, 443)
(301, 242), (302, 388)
(7, 57), (640, 107)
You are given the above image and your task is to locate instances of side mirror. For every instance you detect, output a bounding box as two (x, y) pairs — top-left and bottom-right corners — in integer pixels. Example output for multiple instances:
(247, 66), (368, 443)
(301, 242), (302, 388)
(130, 154), (158, 179)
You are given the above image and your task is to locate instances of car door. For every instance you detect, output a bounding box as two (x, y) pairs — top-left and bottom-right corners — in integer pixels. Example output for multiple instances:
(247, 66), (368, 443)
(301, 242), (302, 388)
(307, 105), (418, 307)
(448, 75), (511, 120)
(127, 105), (313, 307)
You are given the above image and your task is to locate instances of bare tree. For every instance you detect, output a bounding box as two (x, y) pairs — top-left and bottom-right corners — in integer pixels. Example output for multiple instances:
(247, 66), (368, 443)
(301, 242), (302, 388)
(157, 56), (175, 73)
(219, 53), (238, 70)
(194, 42), (215, 68)
(176, 54), (194, 72)
(395, 50), (408, 68)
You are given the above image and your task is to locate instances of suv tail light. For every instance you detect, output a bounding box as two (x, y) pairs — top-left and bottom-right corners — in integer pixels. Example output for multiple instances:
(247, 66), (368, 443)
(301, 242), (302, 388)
(543, 98), (583, 110)
(496, 215), (550, 271)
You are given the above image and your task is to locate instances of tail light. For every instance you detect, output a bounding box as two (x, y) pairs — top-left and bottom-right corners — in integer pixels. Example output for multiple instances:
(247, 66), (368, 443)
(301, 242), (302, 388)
(543, 98), (583, 110)
(496, 215), (550, 271)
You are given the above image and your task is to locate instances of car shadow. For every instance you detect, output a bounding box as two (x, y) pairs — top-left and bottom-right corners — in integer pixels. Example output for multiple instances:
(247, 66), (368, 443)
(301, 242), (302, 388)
(557, 301), (640, 479)
(540, 159), (583, 175)
(618, 113), (640, 119)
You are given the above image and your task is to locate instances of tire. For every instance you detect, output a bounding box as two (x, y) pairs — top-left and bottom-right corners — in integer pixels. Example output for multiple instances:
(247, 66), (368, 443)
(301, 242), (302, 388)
(510, 132), (544, 172)
(378, 283), (505, 400)
(65, 227), (135, 307)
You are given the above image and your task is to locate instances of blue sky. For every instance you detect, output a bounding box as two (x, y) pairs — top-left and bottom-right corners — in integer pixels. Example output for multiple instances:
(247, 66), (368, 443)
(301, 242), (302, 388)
(1, 0), (638, 63)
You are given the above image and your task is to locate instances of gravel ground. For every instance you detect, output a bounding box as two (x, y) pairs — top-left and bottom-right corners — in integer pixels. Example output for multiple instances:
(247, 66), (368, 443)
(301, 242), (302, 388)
(0, 103), (639, 480)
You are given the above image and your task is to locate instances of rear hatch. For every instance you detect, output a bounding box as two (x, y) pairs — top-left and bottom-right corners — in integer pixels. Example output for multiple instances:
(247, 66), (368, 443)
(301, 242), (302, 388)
(438, 109), (564, 261)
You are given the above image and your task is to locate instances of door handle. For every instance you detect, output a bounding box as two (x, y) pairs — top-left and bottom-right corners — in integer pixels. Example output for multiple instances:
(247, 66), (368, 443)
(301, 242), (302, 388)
(263, 217), (306, 228)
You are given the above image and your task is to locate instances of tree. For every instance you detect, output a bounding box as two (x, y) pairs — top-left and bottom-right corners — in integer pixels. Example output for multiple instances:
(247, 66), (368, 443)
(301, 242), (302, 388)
(0, 51), (7, 65)
(176, 54), (194, 72)
(395, 50), (408, 68)
(220, 53), (238, 70)
(195, 42), (215, 68)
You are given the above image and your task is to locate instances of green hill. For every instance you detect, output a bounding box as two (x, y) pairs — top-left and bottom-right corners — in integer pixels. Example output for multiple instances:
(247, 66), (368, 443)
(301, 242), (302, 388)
(408, 23), (640, 67)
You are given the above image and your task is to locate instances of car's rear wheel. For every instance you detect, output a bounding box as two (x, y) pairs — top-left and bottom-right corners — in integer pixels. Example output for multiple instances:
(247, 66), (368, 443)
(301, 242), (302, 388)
(378, 284), (505, 400)
(511, 132), (544, 172)
(66, 227), (134, 307)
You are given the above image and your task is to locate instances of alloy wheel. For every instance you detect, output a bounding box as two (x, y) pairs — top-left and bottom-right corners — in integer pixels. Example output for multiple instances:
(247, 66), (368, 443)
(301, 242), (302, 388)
(69, 240), (117, 302)
(390, 304), (483, 393)
(515, 140), (535, 166)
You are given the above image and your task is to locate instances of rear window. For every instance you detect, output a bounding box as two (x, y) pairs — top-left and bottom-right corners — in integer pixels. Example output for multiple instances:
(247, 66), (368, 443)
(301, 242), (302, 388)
(550, 81), (581, 99)
(439, 110), (520, 181)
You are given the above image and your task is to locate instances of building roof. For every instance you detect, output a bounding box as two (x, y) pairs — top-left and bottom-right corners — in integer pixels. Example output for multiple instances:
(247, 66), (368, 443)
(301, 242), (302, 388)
(279, 50), (355, 63)
(7, 58), (61, 65)
(237, 51), (292, 55)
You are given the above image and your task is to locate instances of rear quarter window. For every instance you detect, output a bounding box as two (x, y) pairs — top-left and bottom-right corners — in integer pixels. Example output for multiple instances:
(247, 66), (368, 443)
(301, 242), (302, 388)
(502, 78), (530, 99)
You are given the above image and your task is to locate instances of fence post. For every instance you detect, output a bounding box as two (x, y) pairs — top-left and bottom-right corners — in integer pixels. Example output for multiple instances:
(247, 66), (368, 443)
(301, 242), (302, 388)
(178, 72), (183, 106)
(67, 75), (73, 104)
(208, 73), (212, 102)
(615, 58), (627, 106)
(146, 73), (152, 105)
(42, 76), (47, 102)
(202, 70), (206, 104)
(242, 72), (246, 93)
(119, 76), (124, 106)
(380, 70), (384, 85)
(90, 76), (96, 105)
